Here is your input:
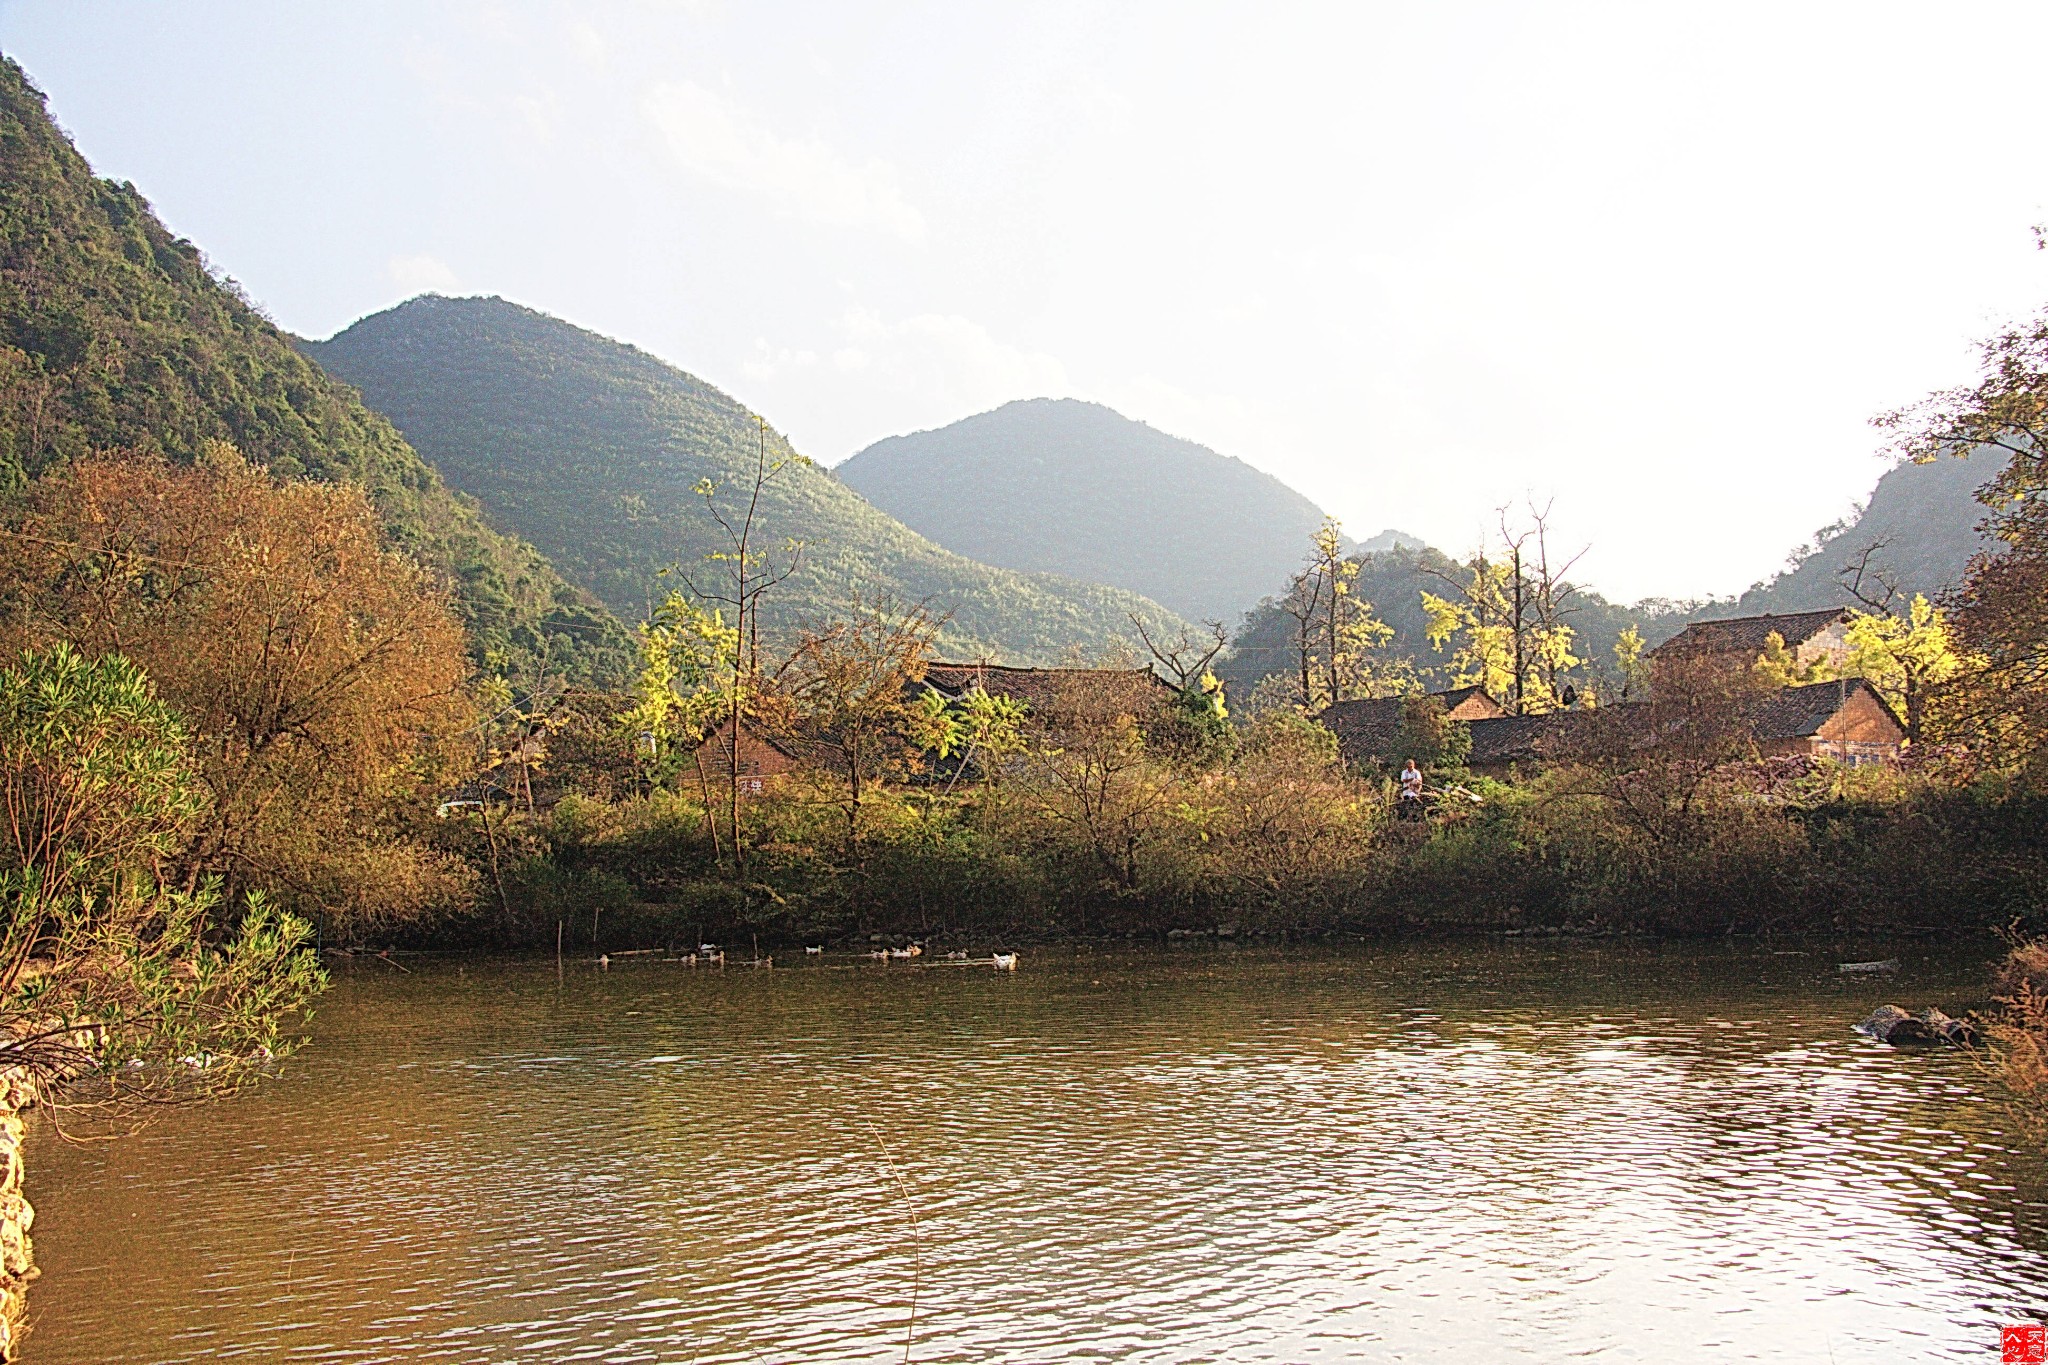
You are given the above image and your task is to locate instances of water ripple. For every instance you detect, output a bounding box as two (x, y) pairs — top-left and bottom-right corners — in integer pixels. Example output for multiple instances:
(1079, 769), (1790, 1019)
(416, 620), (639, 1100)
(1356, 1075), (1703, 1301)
(24, 942), (2048, 1362)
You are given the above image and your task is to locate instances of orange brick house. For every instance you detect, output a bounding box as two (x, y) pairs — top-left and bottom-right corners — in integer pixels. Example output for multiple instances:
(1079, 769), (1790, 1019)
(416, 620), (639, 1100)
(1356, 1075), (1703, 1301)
(1746, 677), (1905, 764)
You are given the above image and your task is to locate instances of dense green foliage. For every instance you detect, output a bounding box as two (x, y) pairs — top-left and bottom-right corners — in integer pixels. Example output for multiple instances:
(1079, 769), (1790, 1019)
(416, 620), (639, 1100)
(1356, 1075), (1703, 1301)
(0, 644), (325, 1104)
(0, 59), (629, 683)
(836, 397), (1364, 624)
(307, 299), (1185, 662)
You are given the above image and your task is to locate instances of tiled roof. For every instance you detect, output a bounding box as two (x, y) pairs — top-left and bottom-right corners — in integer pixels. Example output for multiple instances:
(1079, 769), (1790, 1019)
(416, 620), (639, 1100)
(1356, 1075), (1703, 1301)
(1318, 688), (1502, 763)
(1465, 711), (1594, 767)
(1748, 677), (1900, 740)
(1648, 608), (1850, 658)
(1463, 678), (1901, 768)
(921, 662), (1171, 708)
(1316, 696), (1406, 756)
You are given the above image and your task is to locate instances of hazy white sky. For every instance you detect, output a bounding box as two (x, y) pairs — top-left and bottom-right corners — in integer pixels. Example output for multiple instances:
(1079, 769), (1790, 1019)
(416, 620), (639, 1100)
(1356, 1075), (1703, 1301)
(6, 1), (2047, 603)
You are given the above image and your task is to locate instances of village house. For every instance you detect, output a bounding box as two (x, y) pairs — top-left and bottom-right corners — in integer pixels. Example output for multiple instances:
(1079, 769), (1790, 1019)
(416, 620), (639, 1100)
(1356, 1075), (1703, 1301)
(680, 716), (802, 795)
(1745, 677), (1905, 764)
(670, 664), (1176, 795)
(916, 660), (1178, 783)
(1462, 710), (1592, 777)
(1317, 686), (1505, 769)
(921, 661), (1174, 708)
(1647, 607), (1853, 682)
(1458, 677), (1906, 777)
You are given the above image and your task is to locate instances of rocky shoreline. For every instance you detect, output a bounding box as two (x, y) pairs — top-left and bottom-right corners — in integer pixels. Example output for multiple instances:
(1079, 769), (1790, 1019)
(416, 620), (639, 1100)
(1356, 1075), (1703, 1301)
(0, 1068), (36, 1362)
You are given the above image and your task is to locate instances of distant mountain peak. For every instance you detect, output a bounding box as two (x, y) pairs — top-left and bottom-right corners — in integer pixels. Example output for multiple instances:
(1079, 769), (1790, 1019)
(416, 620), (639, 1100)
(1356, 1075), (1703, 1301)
(836, 399), (1344, 623)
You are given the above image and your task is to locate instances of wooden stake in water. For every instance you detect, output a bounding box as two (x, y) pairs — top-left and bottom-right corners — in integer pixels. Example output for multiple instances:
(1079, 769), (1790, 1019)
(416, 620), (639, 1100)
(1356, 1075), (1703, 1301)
(556, 919), (563, 978)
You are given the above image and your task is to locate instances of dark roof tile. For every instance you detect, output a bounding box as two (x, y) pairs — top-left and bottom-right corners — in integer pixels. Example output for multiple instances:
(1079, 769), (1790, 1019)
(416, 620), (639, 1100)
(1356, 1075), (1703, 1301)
(922, 662), (1170, 708)
(1649, 609), (1850, 658)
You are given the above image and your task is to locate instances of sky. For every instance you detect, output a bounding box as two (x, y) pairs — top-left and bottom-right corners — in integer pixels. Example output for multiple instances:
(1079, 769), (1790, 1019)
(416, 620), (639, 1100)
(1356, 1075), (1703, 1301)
(5, 1), (2047, 604)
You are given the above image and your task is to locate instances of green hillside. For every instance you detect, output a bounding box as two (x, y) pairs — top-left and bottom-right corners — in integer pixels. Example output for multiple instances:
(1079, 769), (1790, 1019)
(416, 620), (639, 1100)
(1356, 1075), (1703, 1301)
(306, 297), (1185, 662)
(836, 397), (1357, 624)
(1734, 448), (1999, 612)
(0, 57), (628, 682)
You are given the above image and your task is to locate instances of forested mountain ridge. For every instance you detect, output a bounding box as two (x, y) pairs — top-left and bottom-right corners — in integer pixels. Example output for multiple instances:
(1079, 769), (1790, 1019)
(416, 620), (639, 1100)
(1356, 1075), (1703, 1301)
(835, 398), (1359, 624)
(0, 57), (629, 681)
(1734, 448), (2000, 613)
(307, 297), (1186, 662)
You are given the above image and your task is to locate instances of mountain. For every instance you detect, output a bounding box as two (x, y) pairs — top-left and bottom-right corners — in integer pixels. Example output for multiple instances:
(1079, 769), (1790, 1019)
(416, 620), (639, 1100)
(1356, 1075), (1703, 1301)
(1734, 448), (2000, 613)
(305, 298), (1184, 662)
(0, 58), (629, 682)
(835, 398), (1359, 625)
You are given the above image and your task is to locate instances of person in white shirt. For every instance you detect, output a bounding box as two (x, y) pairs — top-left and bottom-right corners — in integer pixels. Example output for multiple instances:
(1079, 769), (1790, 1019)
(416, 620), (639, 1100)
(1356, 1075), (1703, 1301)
(1399, 758), (1425, 817)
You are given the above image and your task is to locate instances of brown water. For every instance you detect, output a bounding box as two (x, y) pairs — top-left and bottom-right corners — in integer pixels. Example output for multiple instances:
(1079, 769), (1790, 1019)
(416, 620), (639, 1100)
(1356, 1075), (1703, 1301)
(23, 941), (2048, 1362)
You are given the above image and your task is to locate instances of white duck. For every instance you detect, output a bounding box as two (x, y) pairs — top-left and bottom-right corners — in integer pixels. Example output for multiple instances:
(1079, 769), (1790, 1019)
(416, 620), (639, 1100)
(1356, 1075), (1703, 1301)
(992, 953), (1019, 972)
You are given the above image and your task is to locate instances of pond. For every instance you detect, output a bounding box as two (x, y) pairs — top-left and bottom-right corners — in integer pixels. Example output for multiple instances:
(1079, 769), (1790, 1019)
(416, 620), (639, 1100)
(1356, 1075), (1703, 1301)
(23, 940), (2048, 1362)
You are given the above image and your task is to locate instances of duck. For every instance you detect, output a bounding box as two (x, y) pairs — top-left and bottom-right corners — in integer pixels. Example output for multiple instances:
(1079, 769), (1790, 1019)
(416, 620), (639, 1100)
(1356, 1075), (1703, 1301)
(887, 947), (916, 960)
(804, 945), (824, 955)
(992, 953), (1019, 972)
(699, 943), (719, 955)
(599, 954), (610, 970)
(868, 949), (891, 961)
(706, 950), (726, 967)
(945, 950), (969, 961)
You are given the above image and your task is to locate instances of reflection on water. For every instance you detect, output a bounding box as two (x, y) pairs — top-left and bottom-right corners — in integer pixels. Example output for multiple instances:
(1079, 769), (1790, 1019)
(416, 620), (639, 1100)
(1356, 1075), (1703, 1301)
(25, 942), (2048, 1362)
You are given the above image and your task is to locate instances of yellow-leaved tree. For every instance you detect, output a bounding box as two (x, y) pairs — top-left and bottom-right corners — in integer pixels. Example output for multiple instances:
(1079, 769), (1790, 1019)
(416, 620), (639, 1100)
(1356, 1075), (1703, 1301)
(1751, 630), (1838, 689)
(1843, 595), (1962, 743)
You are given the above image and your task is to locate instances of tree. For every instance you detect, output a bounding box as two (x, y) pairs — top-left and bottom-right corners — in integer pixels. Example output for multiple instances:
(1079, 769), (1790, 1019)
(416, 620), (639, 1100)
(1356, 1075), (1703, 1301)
(1751, 630), (1838, 689)
(677, 417), (805, 876)
(1014, 669), (1180, 896)
(786, 598), (947, 859)
(932, 687), (1030, 791)
(1843, 596), (1960, 743)
(1564, 654), (1770, 854)
(1876, 296), (2048, 775)
(1277, 519), (1402, 709)
(1422, 505), (1585, 714)
(1391, 692), (1472, 772)
(618, 589), (740, 853)
(0, 447), (475, 930)
(0, 644), (324, 1102)
(0, 643), (325, 1352)
(1131, 613), (1232, 758)
(1612, 625), (1651, 701)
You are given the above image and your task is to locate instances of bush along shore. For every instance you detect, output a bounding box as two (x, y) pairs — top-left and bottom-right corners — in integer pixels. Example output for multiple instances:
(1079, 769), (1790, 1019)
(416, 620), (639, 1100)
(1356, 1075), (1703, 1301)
(409, 735), (2048, 955)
